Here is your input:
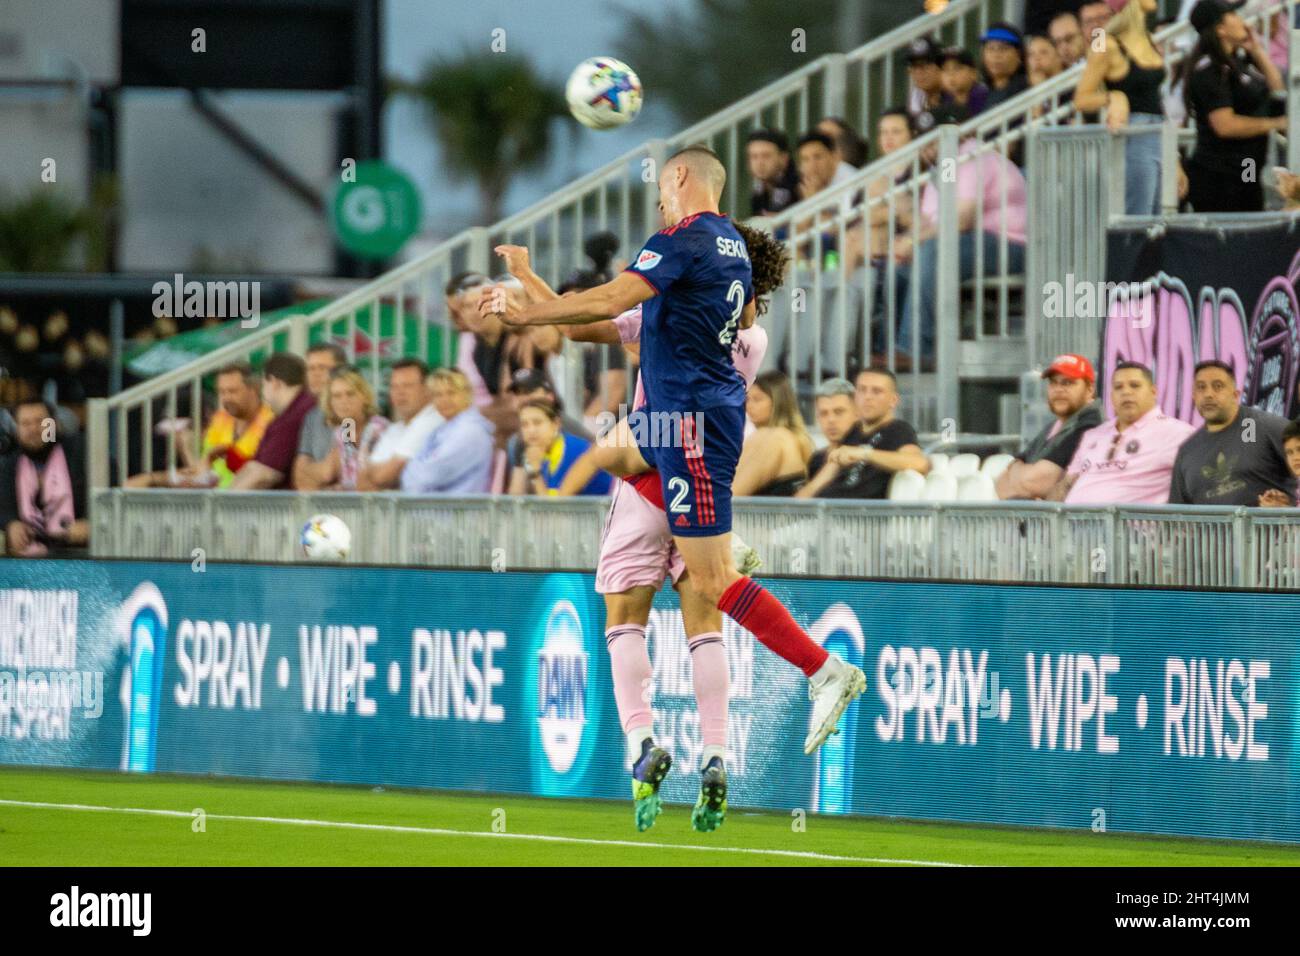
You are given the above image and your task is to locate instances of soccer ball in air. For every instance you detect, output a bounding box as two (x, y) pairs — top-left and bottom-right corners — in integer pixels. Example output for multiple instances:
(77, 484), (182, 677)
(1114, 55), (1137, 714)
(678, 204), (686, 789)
(301, 514), (352, 562)
(565, 57), (642, 130)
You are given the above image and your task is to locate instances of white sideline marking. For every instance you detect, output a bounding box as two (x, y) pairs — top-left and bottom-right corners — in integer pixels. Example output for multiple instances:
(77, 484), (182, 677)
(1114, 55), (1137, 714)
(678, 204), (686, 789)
(0, 798), (971, 867)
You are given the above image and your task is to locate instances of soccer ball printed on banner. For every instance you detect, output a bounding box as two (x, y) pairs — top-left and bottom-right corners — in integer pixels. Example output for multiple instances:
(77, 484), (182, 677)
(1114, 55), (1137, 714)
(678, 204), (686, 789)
(300, 514), (352, 562)
(565, 57), (642, 130)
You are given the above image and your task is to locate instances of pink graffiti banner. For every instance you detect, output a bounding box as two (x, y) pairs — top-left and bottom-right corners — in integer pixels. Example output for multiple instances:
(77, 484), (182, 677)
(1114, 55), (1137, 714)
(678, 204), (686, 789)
(1102, 249), (1300, 425)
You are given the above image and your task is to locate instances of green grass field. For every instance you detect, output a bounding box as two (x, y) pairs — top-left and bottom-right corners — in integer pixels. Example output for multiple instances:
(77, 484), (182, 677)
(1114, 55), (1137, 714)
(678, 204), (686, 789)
(2, 767), (1298, 867)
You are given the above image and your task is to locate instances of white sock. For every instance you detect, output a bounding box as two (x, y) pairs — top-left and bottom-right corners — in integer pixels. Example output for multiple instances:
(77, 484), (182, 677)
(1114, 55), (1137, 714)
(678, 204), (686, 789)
(627, 726), (653, 760)
(701, 744), (726, 769)
(810, 653), (842, 686)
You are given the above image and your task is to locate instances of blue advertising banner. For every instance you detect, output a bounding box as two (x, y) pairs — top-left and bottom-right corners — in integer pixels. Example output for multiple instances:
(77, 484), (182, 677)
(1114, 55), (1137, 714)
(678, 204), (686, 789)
(1, 560), (1297, 844)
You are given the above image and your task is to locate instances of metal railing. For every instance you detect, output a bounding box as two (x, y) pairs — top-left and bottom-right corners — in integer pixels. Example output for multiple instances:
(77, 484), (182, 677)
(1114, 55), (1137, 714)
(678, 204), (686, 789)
(87, 490), (1300, 589)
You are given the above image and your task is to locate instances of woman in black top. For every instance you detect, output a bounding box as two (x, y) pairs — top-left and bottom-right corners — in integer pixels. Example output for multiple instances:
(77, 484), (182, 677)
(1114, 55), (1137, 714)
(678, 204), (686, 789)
(1074, 0), (1169, 215)
(1181, 0), (1288, 213)
(733, 371), (814, 497)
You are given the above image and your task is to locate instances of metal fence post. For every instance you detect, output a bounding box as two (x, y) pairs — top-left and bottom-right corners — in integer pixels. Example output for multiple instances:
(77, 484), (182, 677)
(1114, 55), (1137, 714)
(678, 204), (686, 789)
(1110, 507), (1127, 584)
(935, 125), (962, 429)
(1159, 118), (1179, 215)
(822, 53), (847, 120)
(87, 398), (109, 550)
(466, 226), (491, 277)
(1024, 124), (1042, 367)
(1107, 134), (1128, 221)
(1234, 507), (1250, 588)
(1289, 0), (1300, 175)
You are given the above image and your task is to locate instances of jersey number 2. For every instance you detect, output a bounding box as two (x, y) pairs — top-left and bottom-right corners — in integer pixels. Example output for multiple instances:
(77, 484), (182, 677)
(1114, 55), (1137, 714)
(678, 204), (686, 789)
(667, 476), (691, 514)
(718, 280), (745, 345)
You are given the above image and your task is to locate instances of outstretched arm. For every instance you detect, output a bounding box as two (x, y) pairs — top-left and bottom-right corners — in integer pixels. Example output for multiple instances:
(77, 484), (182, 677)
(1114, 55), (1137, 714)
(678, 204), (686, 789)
(486, 272), (655, 328)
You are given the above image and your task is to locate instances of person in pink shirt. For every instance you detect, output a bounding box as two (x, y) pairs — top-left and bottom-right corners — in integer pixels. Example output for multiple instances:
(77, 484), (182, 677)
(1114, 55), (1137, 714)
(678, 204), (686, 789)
(894, 135), (1028, 368)
(1050, 361), (1196, 505)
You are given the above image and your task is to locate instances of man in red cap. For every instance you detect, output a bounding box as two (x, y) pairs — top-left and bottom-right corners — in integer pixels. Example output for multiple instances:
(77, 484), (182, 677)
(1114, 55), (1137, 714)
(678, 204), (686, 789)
(996, 353), (1102, 499)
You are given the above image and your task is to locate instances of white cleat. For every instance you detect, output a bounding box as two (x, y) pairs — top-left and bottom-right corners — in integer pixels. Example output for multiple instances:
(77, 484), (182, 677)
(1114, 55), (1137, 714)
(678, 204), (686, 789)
(804, 654), (867, 755)
(730, 532), (762, 577)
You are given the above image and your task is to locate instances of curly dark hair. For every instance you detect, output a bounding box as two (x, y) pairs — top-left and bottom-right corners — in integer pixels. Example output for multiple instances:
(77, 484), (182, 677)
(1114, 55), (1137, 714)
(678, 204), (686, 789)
(734, 222), (791, 317)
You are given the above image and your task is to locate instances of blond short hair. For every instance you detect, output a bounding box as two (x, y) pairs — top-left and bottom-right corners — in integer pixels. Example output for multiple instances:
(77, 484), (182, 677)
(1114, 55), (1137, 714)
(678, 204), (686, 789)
(429, 367), (472, 397)
(323, 367), (379, 426)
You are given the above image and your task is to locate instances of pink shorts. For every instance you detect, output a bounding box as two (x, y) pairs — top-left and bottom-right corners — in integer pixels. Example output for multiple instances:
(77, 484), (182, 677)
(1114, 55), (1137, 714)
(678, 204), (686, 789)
(594, 479), (686, 594)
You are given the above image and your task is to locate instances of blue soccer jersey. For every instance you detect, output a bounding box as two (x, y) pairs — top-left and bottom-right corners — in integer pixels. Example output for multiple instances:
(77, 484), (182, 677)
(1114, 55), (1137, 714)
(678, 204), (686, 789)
(623, 211), (753, 412)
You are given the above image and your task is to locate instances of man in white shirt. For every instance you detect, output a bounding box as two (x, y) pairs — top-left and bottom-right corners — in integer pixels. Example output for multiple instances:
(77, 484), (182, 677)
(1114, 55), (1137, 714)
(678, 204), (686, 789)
(356, 358), (443, 491)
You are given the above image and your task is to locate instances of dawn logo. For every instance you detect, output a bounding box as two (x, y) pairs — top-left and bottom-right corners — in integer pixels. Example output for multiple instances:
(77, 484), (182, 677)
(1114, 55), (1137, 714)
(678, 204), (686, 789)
(112, 583), (169, 773)
(536, 599), (588, 775)
(808, 603), (866, 815)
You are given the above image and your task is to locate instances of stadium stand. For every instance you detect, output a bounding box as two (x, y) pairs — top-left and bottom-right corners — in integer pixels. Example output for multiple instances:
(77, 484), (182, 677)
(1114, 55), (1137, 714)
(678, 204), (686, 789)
(69, 0), (1300, 590)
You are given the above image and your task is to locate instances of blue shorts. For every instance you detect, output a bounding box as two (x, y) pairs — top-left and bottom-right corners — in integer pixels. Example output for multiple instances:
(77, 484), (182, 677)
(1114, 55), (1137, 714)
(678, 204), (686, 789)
(634, 403), (744, 537)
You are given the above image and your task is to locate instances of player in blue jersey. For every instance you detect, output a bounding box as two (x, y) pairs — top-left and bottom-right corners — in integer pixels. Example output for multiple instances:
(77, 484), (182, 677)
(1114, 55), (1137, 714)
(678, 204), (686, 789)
(481, 146), (866, 821)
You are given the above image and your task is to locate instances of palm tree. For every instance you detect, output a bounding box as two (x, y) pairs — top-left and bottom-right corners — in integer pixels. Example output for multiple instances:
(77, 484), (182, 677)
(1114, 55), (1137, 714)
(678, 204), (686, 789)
(0, 189), (90, 272)
(395, 52), (568, 225)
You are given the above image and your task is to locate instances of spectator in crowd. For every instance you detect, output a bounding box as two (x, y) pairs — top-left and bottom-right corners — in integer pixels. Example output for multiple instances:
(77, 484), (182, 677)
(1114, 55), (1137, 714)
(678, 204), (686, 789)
(1049, 10), (1088, 67)
(844, 108), (917, 274)
(446, 271), (495, 409)
(1075, 0), (1168, 215)
(231, 352), (319, 490)
(0, 398), (88, 556)
(796, 372), (929, 499)
(1027, 33), (1066, 83)
(1025, 0), (1085, 37)
(582, 230), (624, 280)
(747, 129), (801, 217)
(504, 367), (593, 483)
(510, 398), (611, 496)
(291, 342), (347, 491)
(894, 135), (1028, 369)
(1027, 32), (1074, 119)
(906, 36), (952, 133)
(1260, 420), (1300, 506)
(1168, 360), (1294, 505)
(996, 354), (1104, 499)
(941, 47), (990, 121)
(557, 270), (630, 434)
(1078, 0), (1115, 44)
(401, 368), (495, 494)
(796, 130), (857, 201)
(981, 23), (1031, 112)
(126, 361), (273, 488)
(356, 358), (443, 491)
(1050, 362), (1196, 504)
(462, 276), (563, 446)
(734, 370), (814, 496)
(816, 116), (870, 169)
(295, 366), (390, 491)
(1181, 0), (1287, 213)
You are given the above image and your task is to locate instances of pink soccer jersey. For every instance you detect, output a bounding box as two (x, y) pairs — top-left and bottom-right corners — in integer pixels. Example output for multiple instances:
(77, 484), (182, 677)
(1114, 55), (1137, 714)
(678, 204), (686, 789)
(612, 305), (768, 411)
(1065, 406), (1196, 505)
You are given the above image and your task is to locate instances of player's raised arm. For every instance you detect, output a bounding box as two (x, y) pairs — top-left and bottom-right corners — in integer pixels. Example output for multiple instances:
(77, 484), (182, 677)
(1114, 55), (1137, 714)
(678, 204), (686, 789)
(483, 271), (654, 328)
(495, 245), (559, 304)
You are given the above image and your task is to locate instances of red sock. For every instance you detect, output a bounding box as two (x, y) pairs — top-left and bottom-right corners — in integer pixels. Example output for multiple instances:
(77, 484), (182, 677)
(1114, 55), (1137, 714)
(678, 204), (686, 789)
(717, 576), (829, 677)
